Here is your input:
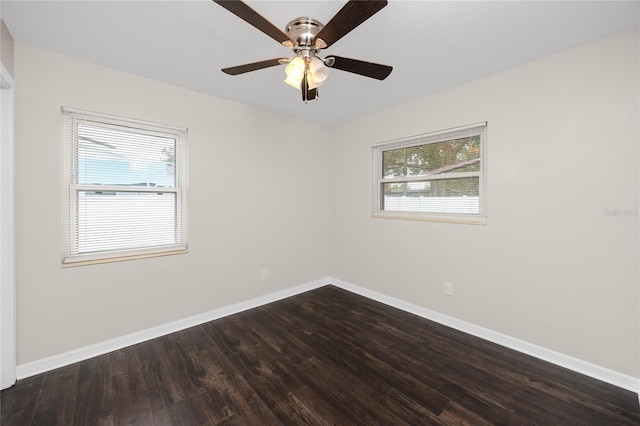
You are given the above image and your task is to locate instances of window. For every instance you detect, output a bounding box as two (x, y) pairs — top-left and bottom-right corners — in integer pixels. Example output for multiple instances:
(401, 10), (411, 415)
(62, 108), (187, 265)
(372, 122), (486, 223)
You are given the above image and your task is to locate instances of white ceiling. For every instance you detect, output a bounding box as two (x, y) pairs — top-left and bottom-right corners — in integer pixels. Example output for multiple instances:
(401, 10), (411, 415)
(2, 1), (638, 126)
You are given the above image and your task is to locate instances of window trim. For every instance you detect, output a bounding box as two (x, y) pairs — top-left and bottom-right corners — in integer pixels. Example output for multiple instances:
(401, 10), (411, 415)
(372, 122), (487, 224)
(61, 107), (188, 266)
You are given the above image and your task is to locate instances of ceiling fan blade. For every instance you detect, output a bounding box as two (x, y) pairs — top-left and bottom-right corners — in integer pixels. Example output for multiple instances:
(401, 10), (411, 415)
(213, 1), (295, 47)
(313, 0), (388, 48)
(222, 58), (288, 75)
(326, 55), (392, 80)
(301, 75), (318, 102)
(301, 74), (308, 101)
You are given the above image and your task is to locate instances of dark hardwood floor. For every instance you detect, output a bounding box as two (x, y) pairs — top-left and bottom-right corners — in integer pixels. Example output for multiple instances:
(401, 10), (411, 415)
(2, 285), (639, 425)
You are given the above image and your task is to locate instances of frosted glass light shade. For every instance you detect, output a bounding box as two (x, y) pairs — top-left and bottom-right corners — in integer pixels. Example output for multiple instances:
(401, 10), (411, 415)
(284, 57), (305, 89)
(309, 57), (329, 83)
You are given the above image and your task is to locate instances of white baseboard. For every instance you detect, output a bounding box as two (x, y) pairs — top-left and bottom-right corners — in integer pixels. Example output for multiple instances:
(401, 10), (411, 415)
(17, 275), (639, 397)
(16, 277), (331, 380)
(330, 278), (640, 395)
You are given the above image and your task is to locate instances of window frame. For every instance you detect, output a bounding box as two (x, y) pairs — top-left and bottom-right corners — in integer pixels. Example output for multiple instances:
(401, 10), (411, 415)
(372, 122), (487, 224)
(62, 107), (188, 265)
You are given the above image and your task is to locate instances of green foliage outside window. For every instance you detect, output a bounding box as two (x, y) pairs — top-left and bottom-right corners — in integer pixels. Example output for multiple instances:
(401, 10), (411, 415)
(382, 136), (480, 198)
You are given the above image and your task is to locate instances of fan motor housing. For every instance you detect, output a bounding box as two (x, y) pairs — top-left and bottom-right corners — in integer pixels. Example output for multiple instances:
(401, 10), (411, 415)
(285, 17), (324, 48)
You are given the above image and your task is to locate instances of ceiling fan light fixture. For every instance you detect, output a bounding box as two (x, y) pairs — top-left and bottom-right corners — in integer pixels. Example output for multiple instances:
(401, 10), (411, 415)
(309, 56), (329, 85)
(284, 76), (302, 89)
(307, 76), (322, 90)
(284, 56), (305, 88)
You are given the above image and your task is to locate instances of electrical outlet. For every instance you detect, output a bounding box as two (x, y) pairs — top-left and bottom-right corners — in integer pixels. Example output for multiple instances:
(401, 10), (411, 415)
(444, 282), (453, 296)
(261, 269), (269, 281)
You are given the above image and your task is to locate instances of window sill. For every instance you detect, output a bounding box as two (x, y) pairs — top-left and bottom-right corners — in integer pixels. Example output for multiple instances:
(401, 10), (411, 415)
(372, 213), (487, 225)
(62, 249), (189, 268)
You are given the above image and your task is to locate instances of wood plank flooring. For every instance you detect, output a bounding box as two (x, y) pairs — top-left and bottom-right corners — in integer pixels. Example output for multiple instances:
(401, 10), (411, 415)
(2, 285), (639, 425)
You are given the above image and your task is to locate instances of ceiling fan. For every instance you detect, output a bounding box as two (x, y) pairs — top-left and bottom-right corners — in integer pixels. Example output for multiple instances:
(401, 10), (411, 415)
(214, 0), (393, 102)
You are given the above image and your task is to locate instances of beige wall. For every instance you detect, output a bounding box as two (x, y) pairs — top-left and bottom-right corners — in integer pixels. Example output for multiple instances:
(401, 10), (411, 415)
(14, 30), (640, 380)
(330, 30), (639, 377)
(14, 43), (332, 364)
(1, 20), (14, 77)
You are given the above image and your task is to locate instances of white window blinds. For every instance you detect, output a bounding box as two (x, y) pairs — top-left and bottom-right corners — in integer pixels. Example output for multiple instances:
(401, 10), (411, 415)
(372, 123), (487, 223)
(62, 108), (187, 264)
